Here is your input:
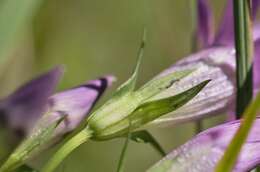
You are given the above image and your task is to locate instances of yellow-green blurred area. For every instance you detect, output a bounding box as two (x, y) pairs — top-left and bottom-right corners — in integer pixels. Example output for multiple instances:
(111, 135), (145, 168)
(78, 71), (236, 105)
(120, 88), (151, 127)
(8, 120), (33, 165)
(0, 0), (227, 171)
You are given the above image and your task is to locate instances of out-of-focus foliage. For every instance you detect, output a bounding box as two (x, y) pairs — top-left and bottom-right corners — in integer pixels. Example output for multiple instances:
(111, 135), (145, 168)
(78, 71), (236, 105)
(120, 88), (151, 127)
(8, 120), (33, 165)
(0, 0), (225, 171)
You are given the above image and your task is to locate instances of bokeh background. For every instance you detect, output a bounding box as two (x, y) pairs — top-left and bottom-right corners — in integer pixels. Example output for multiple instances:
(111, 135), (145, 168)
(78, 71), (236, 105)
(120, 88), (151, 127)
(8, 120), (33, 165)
(0, 0), (227, 171)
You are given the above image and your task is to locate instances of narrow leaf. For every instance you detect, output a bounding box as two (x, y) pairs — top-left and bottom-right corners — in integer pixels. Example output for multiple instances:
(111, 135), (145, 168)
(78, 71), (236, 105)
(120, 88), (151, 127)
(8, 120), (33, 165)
(234, 0), (254, 118)
(131, 130), (166, 157)
(113, 29), (146, 97)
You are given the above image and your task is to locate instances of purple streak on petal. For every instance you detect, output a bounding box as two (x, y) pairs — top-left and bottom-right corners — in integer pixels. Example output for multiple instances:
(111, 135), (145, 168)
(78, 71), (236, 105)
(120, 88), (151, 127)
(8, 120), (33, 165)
(148, 118), (260, 172)
(197, 0), (214, 48)
(253, 38), (260, 94)
(47, 75), (116, 136)
(214, 0), (234, 46)
(253, 0), (260, 20)
(0, 66), (63, 137)
(149, 47), (236, 126)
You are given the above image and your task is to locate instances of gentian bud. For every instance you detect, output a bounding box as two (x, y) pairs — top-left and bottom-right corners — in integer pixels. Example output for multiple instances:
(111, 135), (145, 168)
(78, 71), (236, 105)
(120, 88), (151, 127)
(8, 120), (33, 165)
(86, 41), (210, 140)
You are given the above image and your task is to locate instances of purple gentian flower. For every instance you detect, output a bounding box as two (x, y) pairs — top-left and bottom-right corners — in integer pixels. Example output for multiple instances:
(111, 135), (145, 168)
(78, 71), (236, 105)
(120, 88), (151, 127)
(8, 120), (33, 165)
(148, 117), (260, 172)
(0, 66), (115, 142)
(149, 0), (260, 126)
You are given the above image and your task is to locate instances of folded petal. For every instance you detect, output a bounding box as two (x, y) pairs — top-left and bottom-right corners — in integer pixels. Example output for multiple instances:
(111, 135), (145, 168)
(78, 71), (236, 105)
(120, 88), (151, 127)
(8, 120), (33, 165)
(148, 118), (260, 172)
(0, 66), (63, 137)
(197, 0), (214, 47)
(148, 47), (236, 126)
(46, 75), (116, 136)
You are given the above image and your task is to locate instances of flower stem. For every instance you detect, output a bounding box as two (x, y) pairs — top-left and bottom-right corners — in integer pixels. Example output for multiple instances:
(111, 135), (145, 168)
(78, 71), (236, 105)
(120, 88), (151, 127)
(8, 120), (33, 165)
(190, 0), (203, 132)
(116, 133), (131, 172)
(234, 0), (254, 118)
(41, 128), (93, 172)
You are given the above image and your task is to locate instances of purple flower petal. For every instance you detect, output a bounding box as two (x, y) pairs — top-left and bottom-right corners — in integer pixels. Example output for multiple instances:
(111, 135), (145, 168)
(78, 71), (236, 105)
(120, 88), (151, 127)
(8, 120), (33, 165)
(214, 0), (260, 46)
(253, 23), (260, 41)
(148, 118), (260, 172)
(214, 0), (234, 46)
(0, 66), (63, 137)
(253, 0), (260, 20)
(254, 38), (260, 93)
(149, 47), (236, 126)
(46, 75), (116, 136)
(197, 0), (214, 48)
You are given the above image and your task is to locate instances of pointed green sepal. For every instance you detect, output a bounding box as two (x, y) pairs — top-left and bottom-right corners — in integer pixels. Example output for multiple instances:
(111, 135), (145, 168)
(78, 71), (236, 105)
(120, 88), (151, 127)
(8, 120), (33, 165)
(113, 29), (146, 98)
(137, 69), (194, 102)
(131, 130), (166, 157)
(129, 80), (210, 127)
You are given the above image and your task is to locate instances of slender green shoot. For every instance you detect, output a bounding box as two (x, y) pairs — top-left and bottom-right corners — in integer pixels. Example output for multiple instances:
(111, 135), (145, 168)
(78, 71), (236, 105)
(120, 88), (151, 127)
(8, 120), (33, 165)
(116, 133), (131, 172)
(41, 128), (93, 172)
(234, 0), (254, 118)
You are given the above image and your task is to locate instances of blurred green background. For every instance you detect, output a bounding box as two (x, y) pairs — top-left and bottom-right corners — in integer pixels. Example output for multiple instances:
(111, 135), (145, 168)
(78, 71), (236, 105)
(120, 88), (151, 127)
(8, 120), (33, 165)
(0, 0), (227, 171)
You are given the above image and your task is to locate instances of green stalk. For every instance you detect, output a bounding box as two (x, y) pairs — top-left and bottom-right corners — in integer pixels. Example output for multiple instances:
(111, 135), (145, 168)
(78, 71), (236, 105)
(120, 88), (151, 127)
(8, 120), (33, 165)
(190, 0), (203, 132)
(215, 0), (255, 171)
(116, 133), (131, 172)
(41, 128), (93, 172)
(234, 0), (254, 118)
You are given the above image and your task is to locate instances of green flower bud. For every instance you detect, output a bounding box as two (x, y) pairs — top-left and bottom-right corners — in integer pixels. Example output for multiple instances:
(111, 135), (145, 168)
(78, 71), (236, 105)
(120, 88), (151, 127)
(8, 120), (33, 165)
(87, 68), (209, 140)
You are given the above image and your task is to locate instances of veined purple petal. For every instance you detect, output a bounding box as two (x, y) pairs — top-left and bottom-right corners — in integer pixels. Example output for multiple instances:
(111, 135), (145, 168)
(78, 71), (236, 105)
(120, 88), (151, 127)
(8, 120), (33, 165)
(0, 66), (63, 137)
(254, 38), (260, 93)
(214, 0), (260, 45)
(197, 0), (214, 47)
(148, 47), (236, 126)
(253, 0), (260, 20)
(148, 118), (260, 172)
(148, 32), (260, 126)
(214, 0), (234, 46)
(253, 23), (260, 41)
(46, 75), (116, 136)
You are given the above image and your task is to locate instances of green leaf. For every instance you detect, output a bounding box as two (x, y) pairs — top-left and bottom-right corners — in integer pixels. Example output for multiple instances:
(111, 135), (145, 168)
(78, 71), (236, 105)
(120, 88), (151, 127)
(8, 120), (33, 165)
(0, 0), (43, 64)
(234, 0), (253, 118)
(215, 92), (260, 172)
(129, 80), (210, 128)
(113, 29), (146, 98)
(0, 117), (65, 172)
(131, 130), (166, 157)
